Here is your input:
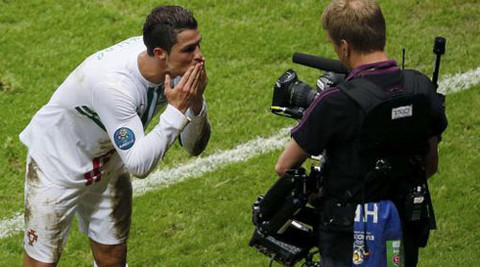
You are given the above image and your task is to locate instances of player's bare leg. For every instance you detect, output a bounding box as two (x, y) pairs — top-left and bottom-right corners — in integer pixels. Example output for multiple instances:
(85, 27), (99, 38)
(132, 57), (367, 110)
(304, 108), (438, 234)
(23, 253), (56, 267)
(90, 239), (127, 267)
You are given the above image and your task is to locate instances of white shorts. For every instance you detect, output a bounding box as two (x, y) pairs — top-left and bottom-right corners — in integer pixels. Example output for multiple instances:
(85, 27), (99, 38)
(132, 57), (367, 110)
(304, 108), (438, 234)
(23, 156), (132, 263)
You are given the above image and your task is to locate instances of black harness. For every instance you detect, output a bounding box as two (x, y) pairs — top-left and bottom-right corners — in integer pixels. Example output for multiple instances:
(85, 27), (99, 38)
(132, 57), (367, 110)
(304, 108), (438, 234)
(335, 69), (437, 246)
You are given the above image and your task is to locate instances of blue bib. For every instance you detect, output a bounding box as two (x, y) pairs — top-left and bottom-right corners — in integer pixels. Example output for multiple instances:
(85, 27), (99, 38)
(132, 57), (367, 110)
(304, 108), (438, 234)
(352, 200), (403, 267)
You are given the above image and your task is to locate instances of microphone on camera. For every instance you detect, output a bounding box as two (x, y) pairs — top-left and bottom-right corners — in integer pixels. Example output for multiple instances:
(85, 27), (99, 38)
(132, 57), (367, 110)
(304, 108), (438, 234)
(292, 52), (349, 74)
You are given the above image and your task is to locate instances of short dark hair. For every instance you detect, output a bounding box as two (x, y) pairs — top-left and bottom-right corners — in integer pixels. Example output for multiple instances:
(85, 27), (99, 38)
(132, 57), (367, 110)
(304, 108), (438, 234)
(143, 5), (198, 56)
(322, 0), (386, 53)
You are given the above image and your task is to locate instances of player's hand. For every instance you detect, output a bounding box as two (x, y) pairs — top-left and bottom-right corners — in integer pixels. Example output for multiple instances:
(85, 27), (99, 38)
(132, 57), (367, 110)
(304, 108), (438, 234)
(191, 58), (208, 115)
(197, 57), (208, 96)
(164, 62), (203, 114)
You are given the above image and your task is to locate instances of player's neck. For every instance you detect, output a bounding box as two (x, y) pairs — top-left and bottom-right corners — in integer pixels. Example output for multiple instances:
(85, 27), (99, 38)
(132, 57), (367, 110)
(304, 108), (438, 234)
(138, 51), (165, 84)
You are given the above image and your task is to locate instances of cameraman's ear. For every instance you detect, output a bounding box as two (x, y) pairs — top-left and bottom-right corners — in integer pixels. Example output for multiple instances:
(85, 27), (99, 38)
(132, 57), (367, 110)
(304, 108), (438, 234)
(340, 40), (349, 56)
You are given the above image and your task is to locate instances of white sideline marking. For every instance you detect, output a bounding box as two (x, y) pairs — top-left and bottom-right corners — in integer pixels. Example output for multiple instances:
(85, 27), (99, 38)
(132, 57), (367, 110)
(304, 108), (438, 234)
(0, 213), (23, 239)
(438, 67), (480, 95)
(132, 127), (290, 196)
(1, 68), (478, 239)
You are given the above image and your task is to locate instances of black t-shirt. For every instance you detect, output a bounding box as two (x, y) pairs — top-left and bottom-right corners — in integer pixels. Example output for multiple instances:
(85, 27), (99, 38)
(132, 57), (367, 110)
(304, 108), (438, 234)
(291, 60), (448, 202)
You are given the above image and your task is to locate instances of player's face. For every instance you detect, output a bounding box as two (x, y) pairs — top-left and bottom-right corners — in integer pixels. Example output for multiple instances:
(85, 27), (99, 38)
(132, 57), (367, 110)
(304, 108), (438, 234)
(165, 29), (204, 77)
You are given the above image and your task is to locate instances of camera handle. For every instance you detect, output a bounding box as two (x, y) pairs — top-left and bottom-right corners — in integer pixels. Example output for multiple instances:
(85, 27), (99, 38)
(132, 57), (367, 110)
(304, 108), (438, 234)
(271, 106), (306, 120)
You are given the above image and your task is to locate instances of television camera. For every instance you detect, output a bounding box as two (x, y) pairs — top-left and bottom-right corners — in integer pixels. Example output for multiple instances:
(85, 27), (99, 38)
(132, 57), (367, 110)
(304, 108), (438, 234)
(270, 53), (348, 120)
(270, 37), (446, 120)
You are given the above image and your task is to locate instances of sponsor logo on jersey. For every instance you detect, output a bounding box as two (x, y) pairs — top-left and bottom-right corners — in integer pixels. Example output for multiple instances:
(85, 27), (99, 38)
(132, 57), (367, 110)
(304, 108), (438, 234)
(114, 127), (135, 150)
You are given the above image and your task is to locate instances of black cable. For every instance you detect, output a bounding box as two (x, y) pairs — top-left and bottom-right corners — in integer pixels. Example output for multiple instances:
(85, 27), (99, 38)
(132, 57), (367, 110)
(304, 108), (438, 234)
(361, 169), (373, 259)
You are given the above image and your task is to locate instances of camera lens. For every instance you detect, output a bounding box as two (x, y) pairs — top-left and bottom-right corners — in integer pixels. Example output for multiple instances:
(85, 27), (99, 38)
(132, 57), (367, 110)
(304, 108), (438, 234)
(289, 81), (317, 108)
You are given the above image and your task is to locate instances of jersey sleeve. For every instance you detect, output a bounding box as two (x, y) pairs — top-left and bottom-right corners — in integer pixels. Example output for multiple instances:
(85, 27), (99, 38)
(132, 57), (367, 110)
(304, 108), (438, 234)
(427, 86), (448, 137)
(93, 81), (189, 178)
(410, 70), (448, 137)
(179, 99), (211, 156)
(291, 88), (348, 156)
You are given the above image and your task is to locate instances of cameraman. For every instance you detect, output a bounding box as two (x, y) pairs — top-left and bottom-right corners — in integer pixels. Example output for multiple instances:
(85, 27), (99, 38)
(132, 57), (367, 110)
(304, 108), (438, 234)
(275, 0), (447, 266)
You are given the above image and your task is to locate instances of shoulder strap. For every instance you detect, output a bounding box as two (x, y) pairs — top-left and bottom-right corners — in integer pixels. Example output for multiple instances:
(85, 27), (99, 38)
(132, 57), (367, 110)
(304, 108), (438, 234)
(336, 78), (387, 113)
(401, 69), (436, 96)
(336, 70), (431, 113)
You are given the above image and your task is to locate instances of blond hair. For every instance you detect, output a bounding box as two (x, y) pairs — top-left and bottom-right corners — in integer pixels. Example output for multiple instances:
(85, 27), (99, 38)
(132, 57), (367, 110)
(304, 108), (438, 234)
(321, 0), (386, 52)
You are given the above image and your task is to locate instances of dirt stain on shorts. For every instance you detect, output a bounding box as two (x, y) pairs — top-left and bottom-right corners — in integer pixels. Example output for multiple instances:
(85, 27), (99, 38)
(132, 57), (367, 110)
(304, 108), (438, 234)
(24, 159), (70, 261)
(110, 172), (132, 240)
(24, 159), (41, 228)
(26, 160), (40, 184)
(51, 210), (70, 261)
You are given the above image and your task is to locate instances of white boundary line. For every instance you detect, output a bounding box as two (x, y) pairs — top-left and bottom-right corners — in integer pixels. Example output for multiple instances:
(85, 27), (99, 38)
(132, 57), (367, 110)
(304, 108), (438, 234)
(0, 212), (23, 239)
(1, 68), (478, 239)
(132, 127), (291, 197)
(438, 67), (480, 95)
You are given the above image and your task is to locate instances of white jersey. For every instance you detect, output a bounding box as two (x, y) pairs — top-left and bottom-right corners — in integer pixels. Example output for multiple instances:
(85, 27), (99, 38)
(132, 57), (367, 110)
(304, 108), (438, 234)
(20, 36), (210, 187)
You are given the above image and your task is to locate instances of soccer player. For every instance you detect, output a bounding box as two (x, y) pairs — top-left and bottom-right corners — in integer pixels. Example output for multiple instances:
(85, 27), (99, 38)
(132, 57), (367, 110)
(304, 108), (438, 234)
(20, 5), (211, 267)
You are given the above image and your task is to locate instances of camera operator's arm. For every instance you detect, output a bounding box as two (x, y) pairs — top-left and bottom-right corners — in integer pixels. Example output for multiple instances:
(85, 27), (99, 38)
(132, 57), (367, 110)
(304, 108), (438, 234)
(424, 74), (447, 179)
(275, 139), (309, 176)
(425, 136), (440, 179)
(275, 88), (343, 176)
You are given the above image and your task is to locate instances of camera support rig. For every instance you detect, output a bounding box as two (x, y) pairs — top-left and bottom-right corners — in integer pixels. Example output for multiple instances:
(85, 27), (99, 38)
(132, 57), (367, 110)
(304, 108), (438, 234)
(249, 167), (323, 267)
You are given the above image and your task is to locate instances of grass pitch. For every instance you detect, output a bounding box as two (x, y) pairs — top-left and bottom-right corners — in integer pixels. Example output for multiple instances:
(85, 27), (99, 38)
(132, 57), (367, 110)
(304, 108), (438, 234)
(0, 0), (479, 266)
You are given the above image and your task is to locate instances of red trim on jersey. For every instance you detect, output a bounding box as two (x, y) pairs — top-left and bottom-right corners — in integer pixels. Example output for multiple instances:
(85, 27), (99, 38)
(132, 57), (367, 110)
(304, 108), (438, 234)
(84, 150), (115, 186)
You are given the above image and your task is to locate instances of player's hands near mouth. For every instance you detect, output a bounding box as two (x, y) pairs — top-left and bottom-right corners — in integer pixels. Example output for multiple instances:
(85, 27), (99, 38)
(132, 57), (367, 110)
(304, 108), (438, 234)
(165, 62), (204, 114)
(192, 57), (208, 115)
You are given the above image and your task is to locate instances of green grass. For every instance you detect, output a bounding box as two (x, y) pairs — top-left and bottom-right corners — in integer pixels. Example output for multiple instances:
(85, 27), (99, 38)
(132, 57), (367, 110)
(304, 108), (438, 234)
(1, 0), (479, 266)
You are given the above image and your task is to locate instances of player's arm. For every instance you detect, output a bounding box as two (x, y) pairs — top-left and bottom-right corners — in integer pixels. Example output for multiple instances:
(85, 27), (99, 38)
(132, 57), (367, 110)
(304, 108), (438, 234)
(180, 101), (211, 156)
(93, 81), (189, 179)
(166, 63), (211, 156)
